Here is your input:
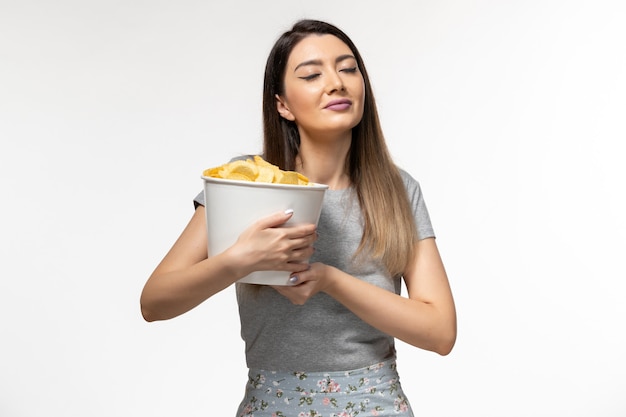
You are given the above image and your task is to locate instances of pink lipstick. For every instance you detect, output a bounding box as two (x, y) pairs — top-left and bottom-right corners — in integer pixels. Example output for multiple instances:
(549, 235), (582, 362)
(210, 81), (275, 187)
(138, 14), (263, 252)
(324, 99), (352, 111)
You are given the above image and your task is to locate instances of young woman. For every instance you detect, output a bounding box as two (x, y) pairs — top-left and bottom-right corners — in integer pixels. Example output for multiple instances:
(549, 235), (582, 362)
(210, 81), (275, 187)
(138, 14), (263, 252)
(141, 19), (456, 417)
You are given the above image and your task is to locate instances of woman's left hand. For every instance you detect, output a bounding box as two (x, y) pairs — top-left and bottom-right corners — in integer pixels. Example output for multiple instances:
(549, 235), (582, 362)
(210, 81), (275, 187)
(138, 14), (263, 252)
(271, 262), (331, 305)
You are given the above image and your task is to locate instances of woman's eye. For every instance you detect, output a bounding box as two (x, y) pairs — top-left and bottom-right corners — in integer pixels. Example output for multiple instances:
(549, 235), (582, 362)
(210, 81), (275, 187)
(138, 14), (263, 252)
(299, 74), (320, 81)
(340, 67), (358, 73)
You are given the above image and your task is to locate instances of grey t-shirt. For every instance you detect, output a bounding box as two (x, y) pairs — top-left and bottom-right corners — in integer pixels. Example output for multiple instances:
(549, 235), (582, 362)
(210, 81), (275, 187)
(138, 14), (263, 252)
(194, 168), (435, 372)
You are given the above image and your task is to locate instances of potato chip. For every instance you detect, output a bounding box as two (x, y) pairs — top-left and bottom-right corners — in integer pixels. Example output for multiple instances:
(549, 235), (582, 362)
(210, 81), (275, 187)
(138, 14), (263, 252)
(203, 156), (311, 185)
(223, 160), (258, 181)
(277, 171), (299, 185)
(297, 173), (309, 185)
(203, 166), (222, 177)
(256, 165), (276, 183)
(253, 155), (274, 167)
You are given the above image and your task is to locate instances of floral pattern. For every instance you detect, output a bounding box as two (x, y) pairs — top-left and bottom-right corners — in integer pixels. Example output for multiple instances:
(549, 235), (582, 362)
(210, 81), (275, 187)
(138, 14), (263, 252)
(236, 359), (413, 417)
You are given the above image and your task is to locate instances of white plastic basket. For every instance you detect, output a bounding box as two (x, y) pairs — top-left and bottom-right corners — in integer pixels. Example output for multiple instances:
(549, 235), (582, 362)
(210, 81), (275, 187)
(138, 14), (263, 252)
(202, 176), (328, 285)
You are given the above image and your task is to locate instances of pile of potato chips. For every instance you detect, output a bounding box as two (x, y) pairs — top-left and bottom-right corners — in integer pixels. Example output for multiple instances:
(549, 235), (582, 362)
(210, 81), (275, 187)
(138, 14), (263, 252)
(203, 156), (311, 185)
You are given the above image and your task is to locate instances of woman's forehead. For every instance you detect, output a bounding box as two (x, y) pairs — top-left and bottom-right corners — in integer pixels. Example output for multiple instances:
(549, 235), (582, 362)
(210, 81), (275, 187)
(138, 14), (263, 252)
(287, 34), (353, 67)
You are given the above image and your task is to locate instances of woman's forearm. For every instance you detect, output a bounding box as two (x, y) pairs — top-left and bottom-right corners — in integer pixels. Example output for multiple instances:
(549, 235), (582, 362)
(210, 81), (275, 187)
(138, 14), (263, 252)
(324, 269), (456, 355)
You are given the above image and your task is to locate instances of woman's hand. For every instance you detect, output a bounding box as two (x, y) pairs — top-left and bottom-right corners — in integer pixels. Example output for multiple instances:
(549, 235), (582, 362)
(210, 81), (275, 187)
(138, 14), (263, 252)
(225, 210), (318, 277)
(141, 208), (317, 322)
(271, 262), (333, 305)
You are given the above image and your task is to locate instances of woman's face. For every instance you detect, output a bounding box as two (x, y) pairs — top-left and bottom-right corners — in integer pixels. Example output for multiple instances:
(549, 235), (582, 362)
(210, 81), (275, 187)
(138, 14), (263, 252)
(276, 34), (365, 140)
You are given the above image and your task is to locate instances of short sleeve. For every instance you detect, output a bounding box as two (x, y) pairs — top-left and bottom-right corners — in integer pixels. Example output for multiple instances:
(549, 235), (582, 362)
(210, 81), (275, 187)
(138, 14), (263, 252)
(399, 169), (436, 240)
(193, 190), (205, 209)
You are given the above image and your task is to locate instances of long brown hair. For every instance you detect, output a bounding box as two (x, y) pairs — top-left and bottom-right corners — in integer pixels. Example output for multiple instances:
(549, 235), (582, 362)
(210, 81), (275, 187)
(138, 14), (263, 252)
(262, 19), (418, 277)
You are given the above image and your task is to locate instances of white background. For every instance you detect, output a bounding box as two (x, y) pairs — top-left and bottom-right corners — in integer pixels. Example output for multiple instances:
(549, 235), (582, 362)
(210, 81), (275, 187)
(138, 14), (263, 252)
(1, 1), (625, 416)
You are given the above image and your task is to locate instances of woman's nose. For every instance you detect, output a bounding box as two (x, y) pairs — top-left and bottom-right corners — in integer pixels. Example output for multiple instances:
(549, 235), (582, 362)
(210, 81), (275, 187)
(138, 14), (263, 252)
(325, 72), (345, 94)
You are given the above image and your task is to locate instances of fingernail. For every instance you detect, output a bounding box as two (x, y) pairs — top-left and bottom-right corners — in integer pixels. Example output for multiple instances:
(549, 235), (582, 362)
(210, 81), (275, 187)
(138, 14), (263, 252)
(284, 209), (294, 215)
(289, 276), (298, 284)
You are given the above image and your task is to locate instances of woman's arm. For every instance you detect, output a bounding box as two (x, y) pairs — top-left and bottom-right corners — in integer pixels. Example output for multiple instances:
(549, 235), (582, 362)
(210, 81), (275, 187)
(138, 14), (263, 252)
(140, 207), (317, 322)
(273, 237), (457, 355)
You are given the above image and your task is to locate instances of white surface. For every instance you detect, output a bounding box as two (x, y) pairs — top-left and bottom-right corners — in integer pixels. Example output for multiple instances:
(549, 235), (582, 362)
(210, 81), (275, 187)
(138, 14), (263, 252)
(202, 176), (327, 285)
(1, 1), (625, 416)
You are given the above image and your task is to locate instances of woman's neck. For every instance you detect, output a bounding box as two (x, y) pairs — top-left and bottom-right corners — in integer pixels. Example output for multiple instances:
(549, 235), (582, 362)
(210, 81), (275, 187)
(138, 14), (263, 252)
(296, 133), (352, 190)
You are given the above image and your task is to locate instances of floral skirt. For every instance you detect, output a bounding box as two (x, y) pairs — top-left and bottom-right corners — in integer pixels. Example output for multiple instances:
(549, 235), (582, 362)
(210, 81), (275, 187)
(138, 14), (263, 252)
(236, 358), (414, 417)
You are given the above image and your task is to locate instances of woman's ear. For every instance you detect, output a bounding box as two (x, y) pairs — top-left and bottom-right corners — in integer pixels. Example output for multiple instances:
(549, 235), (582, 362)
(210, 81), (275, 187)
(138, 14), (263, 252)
(275, 94), (296, 121)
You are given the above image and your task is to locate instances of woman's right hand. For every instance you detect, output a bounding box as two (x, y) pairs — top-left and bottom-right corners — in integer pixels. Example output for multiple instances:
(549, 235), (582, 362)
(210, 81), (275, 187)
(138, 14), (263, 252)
(225, 209), (317, 277)
(141, 207), (316, 322)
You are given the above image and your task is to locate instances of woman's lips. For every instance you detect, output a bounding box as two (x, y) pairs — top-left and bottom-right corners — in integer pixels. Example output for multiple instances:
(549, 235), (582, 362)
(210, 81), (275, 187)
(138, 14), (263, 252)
(324, 99), (352, 111)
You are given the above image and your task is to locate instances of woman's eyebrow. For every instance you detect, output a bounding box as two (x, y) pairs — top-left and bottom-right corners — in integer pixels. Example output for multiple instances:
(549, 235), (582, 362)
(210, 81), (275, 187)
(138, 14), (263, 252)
(294, 59), (322, 72)
(335, 54), (356, 64)
(294, 54), (356, 72)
